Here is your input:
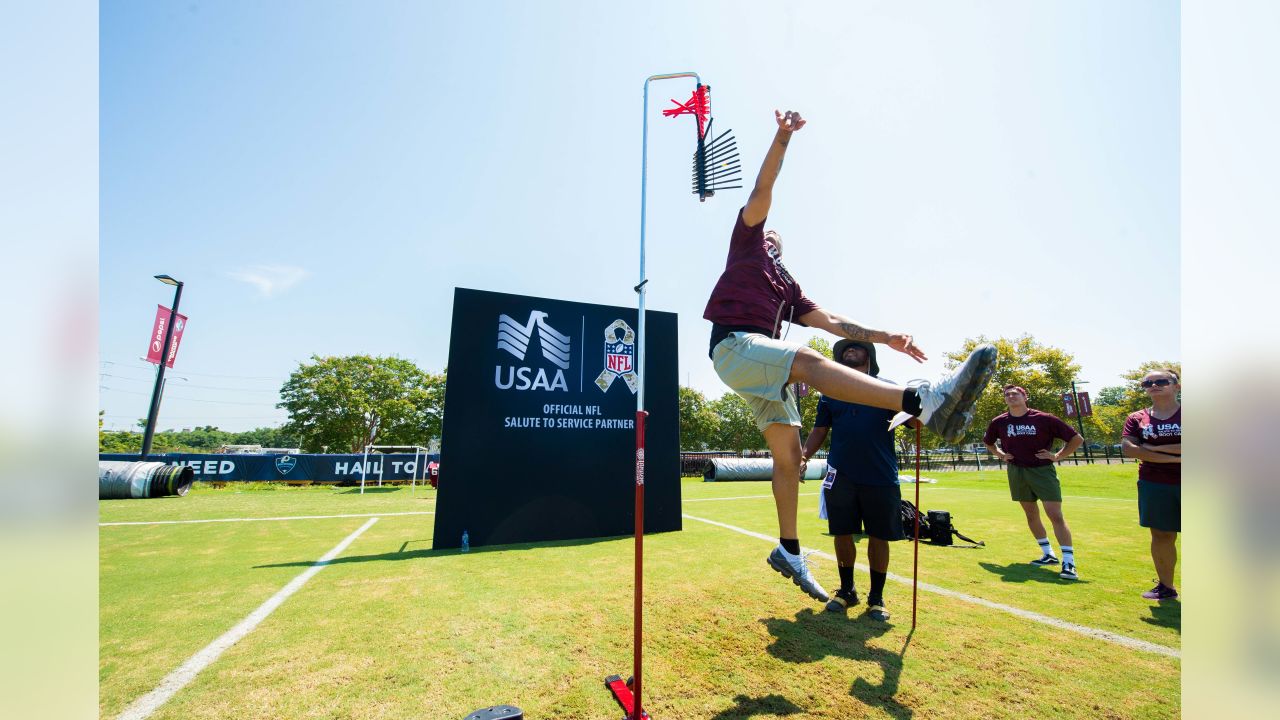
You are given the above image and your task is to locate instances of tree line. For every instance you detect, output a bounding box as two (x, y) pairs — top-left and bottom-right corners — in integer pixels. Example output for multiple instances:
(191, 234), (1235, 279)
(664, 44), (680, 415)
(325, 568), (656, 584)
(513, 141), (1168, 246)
(101, 337), (1177, 455)
(681, 334), (1178, 453)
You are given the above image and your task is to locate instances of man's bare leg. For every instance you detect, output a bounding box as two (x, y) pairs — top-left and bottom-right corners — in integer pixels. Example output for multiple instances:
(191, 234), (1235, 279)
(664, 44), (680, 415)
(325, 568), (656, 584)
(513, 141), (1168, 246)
(763, 422), (803, 539)
(762, 422), (828, 601)
(1043, 502), (1074, 547)
(789, 348), (904, 410)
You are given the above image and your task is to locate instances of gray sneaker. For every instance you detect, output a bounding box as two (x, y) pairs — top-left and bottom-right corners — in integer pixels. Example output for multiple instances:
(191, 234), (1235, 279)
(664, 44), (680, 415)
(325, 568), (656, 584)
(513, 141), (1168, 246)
(915, 344), (999, 443)
(767, 545), (829, 602)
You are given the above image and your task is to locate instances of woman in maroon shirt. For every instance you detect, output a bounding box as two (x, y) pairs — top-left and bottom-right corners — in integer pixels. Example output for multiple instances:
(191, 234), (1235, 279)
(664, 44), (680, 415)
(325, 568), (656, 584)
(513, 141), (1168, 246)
(1121, 369), (1182, 601)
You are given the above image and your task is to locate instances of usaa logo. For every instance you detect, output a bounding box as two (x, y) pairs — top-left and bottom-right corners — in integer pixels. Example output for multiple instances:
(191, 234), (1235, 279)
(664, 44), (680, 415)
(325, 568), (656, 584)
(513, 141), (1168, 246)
(494, 311), (570, 392)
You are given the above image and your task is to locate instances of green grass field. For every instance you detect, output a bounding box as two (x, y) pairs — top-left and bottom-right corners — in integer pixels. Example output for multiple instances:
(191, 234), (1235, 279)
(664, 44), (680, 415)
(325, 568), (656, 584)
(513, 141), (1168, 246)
(100, 465), (1179, 719)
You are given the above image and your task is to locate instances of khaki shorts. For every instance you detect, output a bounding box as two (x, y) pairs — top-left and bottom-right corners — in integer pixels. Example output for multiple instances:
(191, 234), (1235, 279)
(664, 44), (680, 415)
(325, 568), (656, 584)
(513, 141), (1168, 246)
(711, 332), (801, 431)
(1007, 464), (1062, 502)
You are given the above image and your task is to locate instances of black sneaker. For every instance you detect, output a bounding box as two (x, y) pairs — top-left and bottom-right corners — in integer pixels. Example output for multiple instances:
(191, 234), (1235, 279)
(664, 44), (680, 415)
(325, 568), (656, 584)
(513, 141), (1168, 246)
(1141, 582), (1178, 601)
(1030, 554), (1060, 566)
(865, 601), (890, 622)
(1059, 562), (1078, 580)
(824, 588), (859, 614)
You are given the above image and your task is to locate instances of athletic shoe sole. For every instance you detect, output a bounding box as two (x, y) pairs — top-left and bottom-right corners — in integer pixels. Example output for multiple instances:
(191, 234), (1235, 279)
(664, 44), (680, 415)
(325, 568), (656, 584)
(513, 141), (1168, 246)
(1030, 556), (1060, 566)
(766, 551), (829, 602)
(927, 345), (999, 443)
(865, 605), (891, 622)
(824, 592), (859, 614)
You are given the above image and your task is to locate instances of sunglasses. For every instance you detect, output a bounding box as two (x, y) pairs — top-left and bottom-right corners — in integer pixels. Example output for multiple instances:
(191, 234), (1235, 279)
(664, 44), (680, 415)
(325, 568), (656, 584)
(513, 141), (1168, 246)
(1141, 378), (1174, 388)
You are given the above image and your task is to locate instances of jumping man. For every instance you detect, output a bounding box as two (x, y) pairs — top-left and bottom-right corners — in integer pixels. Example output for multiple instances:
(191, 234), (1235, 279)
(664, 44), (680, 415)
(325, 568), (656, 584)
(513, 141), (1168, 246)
(703, 109), (998, 602)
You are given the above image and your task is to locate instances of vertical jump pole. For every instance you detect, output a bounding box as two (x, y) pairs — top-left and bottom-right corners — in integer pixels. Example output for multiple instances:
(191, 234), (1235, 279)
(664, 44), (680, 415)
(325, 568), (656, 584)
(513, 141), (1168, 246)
(912, 424), (921, 629)
(629, 70), (700, 720)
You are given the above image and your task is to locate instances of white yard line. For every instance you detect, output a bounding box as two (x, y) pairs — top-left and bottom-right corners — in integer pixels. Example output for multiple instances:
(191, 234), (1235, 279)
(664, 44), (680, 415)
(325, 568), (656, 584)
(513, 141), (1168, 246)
(100, 510), (433, 527)
(114, 517), (379, 720)
(686, 492), (819, 502)
(926, 486), (1131, 502)
(686, 488), (1130, 503)
(682, 512), (1179, 659)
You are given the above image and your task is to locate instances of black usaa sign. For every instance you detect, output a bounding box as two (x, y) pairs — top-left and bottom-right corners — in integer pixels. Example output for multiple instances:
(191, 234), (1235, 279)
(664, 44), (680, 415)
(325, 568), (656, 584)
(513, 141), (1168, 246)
(432, 288), (680, 550)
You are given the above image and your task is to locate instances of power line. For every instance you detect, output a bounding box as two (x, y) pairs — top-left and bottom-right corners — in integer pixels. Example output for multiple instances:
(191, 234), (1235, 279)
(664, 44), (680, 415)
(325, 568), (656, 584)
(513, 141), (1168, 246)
(100, 360), (284, 382)
(98, 373), (279, 393)
(99, 386), (281, 406)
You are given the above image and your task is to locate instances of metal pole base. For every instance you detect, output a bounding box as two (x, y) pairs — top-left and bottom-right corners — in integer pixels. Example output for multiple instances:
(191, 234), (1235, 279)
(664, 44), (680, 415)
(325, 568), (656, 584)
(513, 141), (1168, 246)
(605, 675), (651, 720)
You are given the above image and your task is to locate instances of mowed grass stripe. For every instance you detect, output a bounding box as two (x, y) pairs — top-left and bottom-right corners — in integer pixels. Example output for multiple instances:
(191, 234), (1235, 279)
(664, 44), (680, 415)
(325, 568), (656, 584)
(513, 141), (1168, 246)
(683, 512), (1179, 658)
(100, 510), (435, 526)
(114, 518), (379, 720)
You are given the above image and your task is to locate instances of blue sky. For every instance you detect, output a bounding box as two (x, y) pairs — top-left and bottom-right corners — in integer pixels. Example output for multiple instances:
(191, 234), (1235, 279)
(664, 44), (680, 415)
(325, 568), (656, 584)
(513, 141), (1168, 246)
(99, 0), (1179, 432)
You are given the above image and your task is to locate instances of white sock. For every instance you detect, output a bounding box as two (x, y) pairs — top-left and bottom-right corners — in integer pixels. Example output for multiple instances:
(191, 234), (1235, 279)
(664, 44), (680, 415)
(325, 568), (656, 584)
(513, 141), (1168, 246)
(1061, 546), (1074, 565)
(1036, 538), (1053, 558)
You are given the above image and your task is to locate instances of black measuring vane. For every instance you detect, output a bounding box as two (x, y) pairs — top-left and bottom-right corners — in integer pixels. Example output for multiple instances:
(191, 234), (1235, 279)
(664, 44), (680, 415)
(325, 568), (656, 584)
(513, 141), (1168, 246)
(663, 84), (743, 201)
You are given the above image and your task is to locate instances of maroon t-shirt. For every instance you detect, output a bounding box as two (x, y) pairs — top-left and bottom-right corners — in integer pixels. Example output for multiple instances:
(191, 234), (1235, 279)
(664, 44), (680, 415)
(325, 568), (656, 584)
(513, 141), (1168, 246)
(982, 409), (1080, 467)
(703, 209), (818, 338)
(1122, 407), (1182, 485)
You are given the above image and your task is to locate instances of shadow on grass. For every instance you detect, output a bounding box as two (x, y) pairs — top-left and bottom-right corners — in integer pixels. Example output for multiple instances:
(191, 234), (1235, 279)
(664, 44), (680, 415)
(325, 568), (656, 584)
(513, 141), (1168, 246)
(337, 487), (403, 494)
(760, 608), (913, 719)
(708, 693), (804, 719)
(252, 534), (622, 569)
(978, 561), (1088, 585)
(1141, 600), (1181, 633)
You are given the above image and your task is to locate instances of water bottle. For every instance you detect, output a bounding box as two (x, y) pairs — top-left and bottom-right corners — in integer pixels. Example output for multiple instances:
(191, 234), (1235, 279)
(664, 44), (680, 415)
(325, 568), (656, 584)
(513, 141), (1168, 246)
(461, 530), (470, 553)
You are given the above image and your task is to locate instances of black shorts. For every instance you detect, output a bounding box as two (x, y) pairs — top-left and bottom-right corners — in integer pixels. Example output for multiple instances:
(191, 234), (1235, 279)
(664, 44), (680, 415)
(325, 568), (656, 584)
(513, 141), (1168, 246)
(824, 475), (905, 540)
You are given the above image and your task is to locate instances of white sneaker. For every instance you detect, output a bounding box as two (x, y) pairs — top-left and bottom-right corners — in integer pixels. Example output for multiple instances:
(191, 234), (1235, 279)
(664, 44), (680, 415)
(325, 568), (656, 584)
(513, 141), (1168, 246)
(767, 545), (829, 602)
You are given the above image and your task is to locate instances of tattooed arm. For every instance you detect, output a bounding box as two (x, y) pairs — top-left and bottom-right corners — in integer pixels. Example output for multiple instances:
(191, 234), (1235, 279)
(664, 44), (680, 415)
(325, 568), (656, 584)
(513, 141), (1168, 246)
(797, 308), (928, 362)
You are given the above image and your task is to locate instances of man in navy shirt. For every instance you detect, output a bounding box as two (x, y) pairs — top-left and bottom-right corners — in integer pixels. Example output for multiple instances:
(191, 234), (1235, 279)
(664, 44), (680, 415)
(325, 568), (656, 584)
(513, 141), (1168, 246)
(801, 340), (916, 621)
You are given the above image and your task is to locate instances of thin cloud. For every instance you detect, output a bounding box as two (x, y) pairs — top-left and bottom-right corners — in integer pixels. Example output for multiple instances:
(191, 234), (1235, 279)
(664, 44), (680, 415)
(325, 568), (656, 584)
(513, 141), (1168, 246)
(228, 265), (309, 298)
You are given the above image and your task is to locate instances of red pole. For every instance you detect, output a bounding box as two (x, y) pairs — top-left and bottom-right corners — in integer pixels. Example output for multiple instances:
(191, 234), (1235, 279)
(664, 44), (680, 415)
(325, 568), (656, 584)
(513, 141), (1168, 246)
(633, 409), (648, 719)
(912, 423), (921, 629)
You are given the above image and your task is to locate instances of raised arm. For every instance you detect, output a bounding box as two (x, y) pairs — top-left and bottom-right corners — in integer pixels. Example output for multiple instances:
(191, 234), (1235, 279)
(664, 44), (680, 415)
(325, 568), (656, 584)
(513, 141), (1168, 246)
(797, 308), (928, 363)
(742, 110), (805, 227)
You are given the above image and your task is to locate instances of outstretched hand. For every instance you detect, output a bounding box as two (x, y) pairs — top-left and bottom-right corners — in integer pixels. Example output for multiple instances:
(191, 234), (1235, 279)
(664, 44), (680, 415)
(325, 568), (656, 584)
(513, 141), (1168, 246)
(775, 109), (806, 133)
(886, 333), (927, 363)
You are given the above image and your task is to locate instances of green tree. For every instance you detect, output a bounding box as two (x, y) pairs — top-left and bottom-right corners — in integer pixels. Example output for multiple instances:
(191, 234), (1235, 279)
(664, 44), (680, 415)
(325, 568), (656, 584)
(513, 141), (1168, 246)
(710, 392), (764, 452)
(1095, 385), (1128, 407)
(678, 386), (719, 450)
(945, 335), (1082, 446)
(279, 355), (446, 453)
(1116, 360), (1182, 412)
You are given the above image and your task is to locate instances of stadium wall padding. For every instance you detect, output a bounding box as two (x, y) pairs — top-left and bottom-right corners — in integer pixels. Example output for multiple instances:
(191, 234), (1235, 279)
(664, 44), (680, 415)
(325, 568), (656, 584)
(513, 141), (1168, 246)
(99, 461), (195, 499)
(703, 457), (829, 481)
(97, 453), (439, 483)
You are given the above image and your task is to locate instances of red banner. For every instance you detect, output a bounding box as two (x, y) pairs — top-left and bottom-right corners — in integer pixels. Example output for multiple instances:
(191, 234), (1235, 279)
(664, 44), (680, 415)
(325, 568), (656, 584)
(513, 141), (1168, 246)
(1076, 391), (1092, 417)
(145, 304), (188, 368)
(1061, 392), (1077, 418)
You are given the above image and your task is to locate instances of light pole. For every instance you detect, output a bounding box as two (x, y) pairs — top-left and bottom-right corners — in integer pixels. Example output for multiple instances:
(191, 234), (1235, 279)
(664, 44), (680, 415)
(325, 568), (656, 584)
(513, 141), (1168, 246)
(1071, 379), (1090, 461)
(140, 274), (184, 460)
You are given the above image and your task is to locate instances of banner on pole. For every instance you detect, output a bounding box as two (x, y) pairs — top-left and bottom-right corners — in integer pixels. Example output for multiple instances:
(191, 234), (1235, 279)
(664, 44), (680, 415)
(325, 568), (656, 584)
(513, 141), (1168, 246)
(1076, 391), (1092, 417)
(1062, 392), (1077, 418)
(145, 305), (188, 368)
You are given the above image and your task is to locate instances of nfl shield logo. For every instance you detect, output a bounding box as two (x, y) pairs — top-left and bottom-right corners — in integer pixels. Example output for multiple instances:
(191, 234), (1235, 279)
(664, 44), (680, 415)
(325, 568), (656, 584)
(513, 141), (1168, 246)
(275, 455), (297, 476)
(605, 341), (633, 375)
